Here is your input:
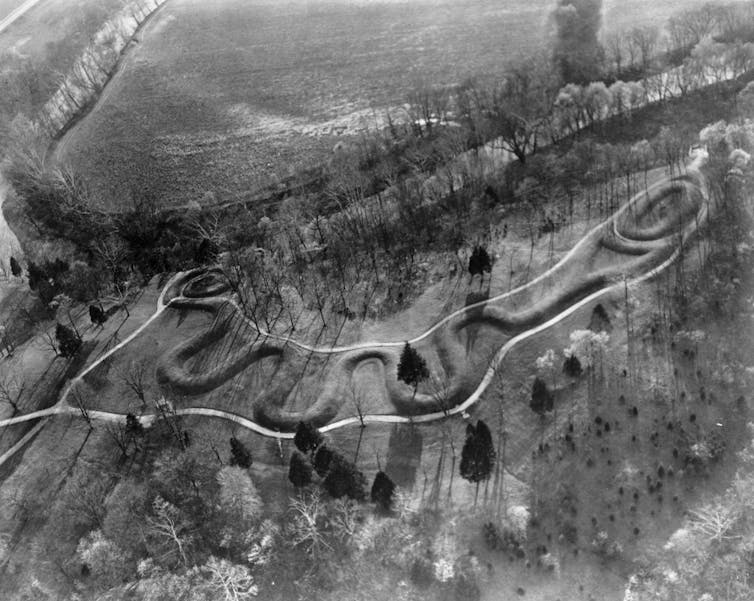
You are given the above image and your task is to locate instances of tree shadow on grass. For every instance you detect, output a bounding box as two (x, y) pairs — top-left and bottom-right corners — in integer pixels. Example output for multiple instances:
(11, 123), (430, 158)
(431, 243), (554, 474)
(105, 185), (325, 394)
(463, 288), (490, 356)
(385, 423), (423, 490)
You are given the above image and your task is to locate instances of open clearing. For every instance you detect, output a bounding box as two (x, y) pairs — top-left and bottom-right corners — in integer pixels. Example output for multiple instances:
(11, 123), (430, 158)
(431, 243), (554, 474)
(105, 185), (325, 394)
(57, 0), (707, 210)
(0, 154), (710, 436)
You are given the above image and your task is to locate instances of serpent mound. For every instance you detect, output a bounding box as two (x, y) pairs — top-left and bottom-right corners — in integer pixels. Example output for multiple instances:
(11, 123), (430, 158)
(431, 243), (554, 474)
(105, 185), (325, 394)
(153, 169), (710, 433)
(182, 269), (230, 298)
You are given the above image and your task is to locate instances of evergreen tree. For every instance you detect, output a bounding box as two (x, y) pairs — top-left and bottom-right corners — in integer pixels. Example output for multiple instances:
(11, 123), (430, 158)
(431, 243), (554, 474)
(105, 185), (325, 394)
(55, 322), (81, 358)
(563, 354), (583, 377)
(125, 413), (144, 437)
(288, 451), (313, 488)
(27, 261), (44, 291)
(37, 278), (56, 305)
(313, 444), (334, 477)
(9, 256), (21, 278)
(468, 245), (493, 278)
(229, 436), (252, 468)
(460, 420), (496, 504)
(89, 305), (106, 326)
(371, 471), (396, 512)
(397, 342), (430, 396)
(588, 303), (612, 333)
(294, 421), (324, 454)
(530, 377), (554, 415)
(323, 454), (366, 500)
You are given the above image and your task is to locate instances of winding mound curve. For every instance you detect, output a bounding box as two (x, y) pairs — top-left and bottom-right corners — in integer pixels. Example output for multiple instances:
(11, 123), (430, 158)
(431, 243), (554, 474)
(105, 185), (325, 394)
(153, 169), (708, 432)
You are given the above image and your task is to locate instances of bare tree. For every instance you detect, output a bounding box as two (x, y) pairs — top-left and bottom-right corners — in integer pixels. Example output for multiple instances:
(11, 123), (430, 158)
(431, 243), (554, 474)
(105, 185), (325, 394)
(288, 490), (331, 554)
(105, 421), (131, 459)
(348, 380), (367, 428)
(0, 371), (24, 415)
(154, 396), (188, 450)
(147, 495), (191, 566)
(429, 371), (454, 416)
(629, 26), (660, 76)
(118, 358), (149, 407)
(69, 384), (93, 429)
(604, 31), (626, 74)
(93, 235), (129, 292)
(202, 556), (258, 600)
(688, 503), (741, 543)
(484, 55), (556, 164)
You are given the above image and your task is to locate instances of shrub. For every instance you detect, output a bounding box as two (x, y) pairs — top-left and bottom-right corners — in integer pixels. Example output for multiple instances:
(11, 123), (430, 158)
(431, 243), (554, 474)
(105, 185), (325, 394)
(530, 377), (554, 415)
(294, 421), (323, 454)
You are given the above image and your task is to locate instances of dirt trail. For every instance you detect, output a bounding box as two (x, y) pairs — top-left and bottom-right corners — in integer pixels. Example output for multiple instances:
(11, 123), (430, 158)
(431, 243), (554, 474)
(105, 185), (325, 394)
(0, 0), (44, 34)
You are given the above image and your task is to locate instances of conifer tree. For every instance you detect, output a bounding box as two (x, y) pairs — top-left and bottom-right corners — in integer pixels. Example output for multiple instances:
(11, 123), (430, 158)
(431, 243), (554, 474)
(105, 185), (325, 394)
(530, 377), (554, 415)
(371, 471), (396, 512)
(55, 322), (81, 358)
(313, 445), (334, 478)
(294, 421), (324, 454)
(229, 436), (252, 468)
(397, 342), (430, 397)
(323, 454), (366, 500)
(468, 245), (493, 278)
(460, 420), (496, 505)
(288, 451), (313, 488)
(9, 257), (21, 278)
(89, 304), (106, 326)
(563, 354), (583, 377)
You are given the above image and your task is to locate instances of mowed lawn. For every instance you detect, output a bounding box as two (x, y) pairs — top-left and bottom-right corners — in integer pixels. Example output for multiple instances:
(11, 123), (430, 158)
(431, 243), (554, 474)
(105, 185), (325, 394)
(59, 0), (708, 210)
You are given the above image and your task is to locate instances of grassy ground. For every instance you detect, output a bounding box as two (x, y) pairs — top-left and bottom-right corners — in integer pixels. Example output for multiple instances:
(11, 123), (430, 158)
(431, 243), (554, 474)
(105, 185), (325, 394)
(57, 0), (699, 211)
(0, 165), (748, 600)
(0, 0), (124, 112)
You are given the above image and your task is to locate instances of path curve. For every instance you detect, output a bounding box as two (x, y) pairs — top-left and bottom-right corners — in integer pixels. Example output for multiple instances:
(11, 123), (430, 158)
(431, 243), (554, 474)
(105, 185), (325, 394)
(0, 0), (44, 35)
(0, 152), (712, 460)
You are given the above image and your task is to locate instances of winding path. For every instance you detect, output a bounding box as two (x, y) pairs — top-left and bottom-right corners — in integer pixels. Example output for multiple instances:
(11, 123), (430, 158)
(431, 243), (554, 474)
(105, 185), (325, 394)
(0, 151), (712, 457)
(0, 0), (44, 35)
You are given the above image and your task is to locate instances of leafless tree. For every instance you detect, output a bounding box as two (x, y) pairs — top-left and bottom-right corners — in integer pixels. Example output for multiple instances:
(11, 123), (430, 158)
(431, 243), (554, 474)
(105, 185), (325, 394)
(202, 556), (258, 601)
(329, 498), (360, 541)
(604, 31), (626, 74)
(38, 326), (59, 357)
(61, 464), (112, 529)
(93, 235), (129, 292)
(154, 396), (187, 449)
(69, 384), (93, 429)
(689, 503), (741, 543)
(287, 491), (331, 554)
(118, 358), (149, 407)
(0, 371), (24, 415)
(105, 420), (132, 459)
(629, 26), (660, 76)
(147, 495), (191, 566)
(189, 210), (226, 255)
(428, 371), (454, 417)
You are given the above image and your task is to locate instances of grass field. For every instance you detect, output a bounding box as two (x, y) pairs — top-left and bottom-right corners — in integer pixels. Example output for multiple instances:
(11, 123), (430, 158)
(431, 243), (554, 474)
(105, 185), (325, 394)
(58, 0), (712, 210)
